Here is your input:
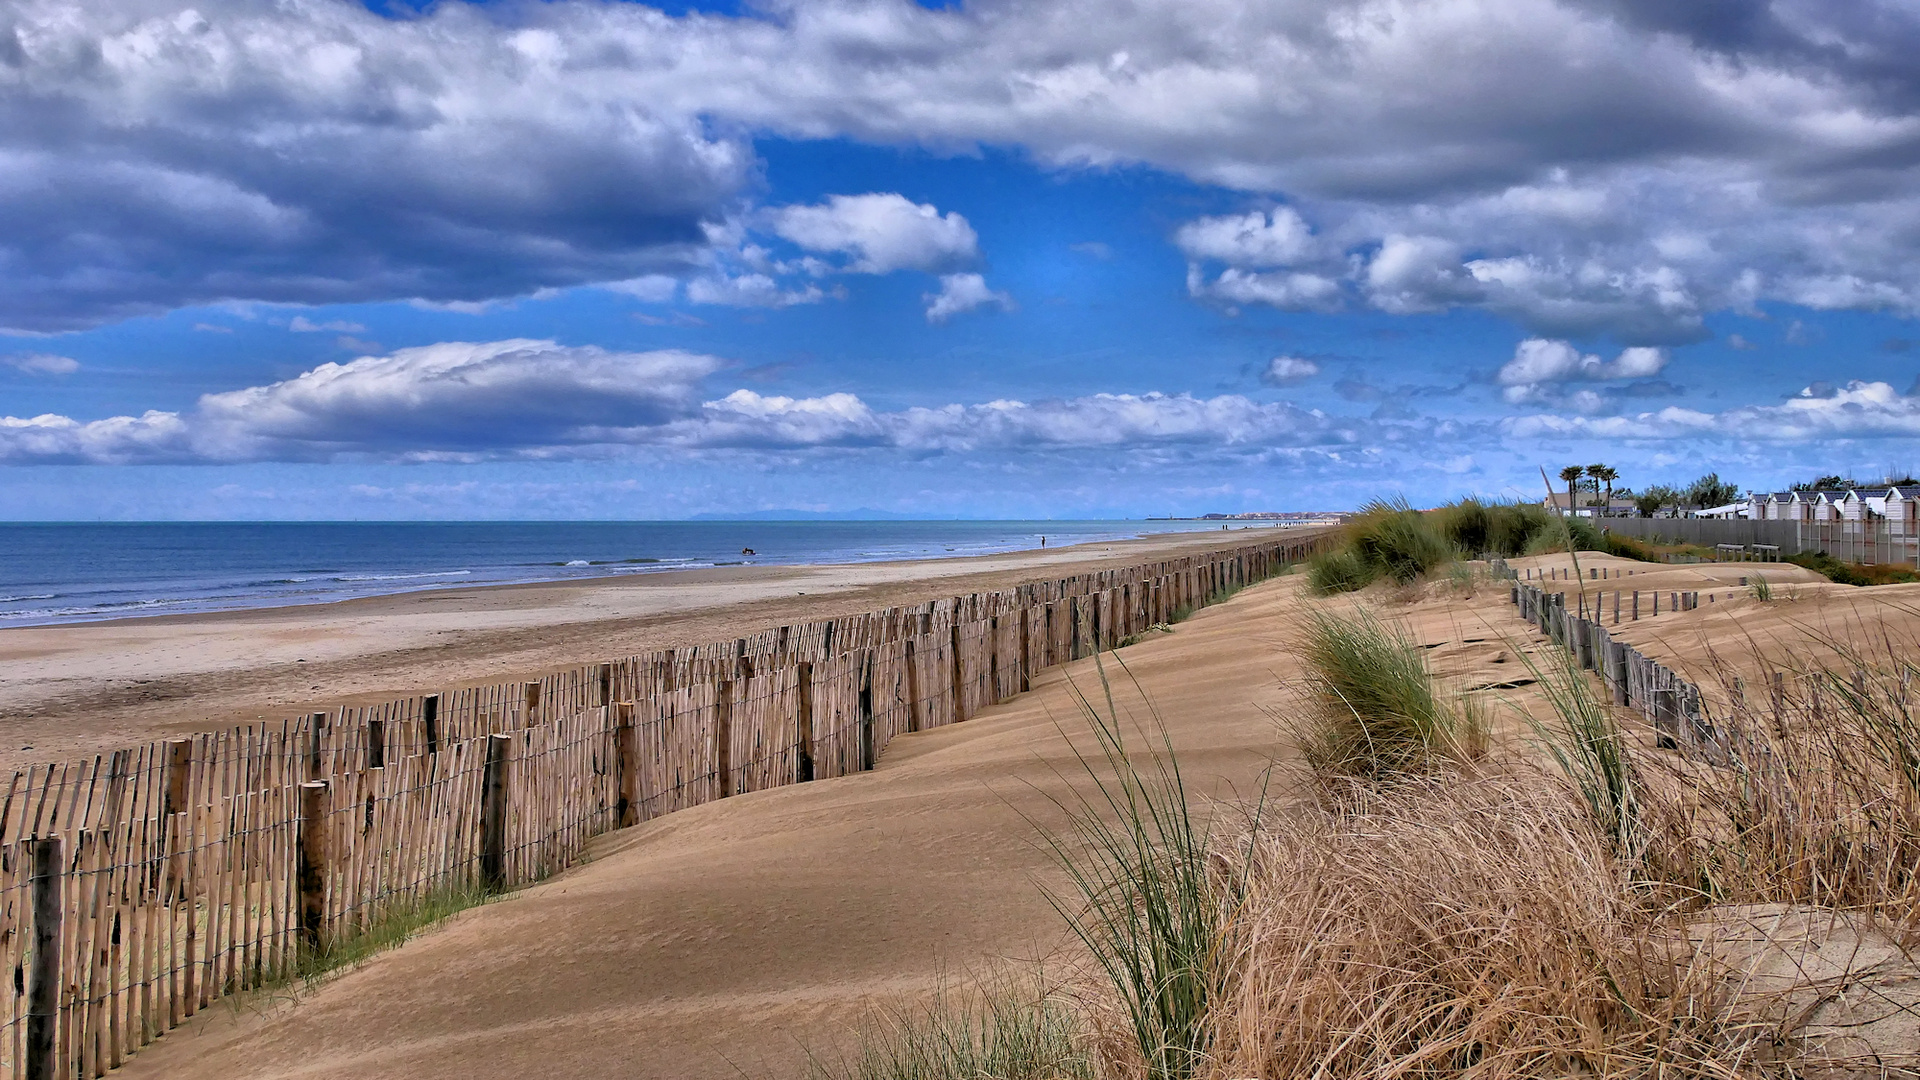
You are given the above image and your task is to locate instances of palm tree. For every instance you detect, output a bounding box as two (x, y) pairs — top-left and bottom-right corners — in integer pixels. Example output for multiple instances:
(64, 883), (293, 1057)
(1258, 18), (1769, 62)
(1588, 464), (1618, 508)
(1558, 465), (1585, 513)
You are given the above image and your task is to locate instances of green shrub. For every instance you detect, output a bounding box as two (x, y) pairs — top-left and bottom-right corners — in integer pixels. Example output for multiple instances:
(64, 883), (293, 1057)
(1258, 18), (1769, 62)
(1600, 532), (1658, 562)
(1787, 550), (1920, 586)
(1430, 498), (1491, 555)
(1431, 497), (1562, 557)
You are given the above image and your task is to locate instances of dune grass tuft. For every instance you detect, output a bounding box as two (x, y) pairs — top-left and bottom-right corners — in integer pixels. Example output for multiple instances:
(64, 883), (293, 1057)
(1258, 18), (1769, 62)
(1348, 497), (1456, 583)
(1033, 657), (1259, 1080)
(1521, 645), (1644, 858)
(1308, 496), (1580, 596)
(1303, 547), (1373, 594)
(1294, 606), (1485, 780)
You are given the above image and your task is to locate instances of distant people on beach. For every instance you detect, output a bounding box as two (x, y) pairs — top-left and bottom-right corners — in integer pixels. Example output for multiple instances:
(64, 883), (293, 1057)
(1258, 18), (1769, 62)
(1040, 536), (1046, 547)
(741, 547), (755, 555)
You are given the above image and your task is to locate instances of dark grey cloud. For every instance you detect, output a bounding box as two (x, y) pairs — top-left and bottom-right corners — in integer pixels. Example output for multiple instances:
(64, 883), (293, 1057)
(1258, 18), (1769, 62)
(11, 0), (1920, 339)
(1579, 0), (1920, 112)
(0, 1), (748, 330)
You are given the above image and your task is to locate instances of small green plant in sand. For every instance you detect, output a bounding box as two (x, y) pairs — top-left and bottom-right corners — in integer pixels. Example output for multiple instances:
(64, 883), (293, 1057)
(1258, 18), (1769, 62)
(1294, 607), (1485, 779)
(252, 884), (499, 997)
(1033, 654), (1259, 1080)
(1749, 573), (1773, 601)
(1518, 645), (1644, 858)
(809, 980), (1093, 1080)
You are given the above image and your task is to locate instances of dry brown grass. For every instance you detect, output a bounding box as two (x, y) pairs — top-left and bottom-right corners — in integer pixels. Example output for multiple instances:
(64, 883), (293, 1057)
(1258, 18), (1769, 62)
(1192, 628), (1920, 1079)
(1203, 774), (1751, 1079)
(1632, 645), (1920, 918)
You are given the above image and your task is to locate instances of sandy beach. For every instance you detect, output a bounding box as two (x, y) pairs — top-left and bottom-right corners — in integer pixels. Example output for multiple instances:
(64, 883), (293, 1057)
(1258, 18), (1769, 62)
(0, 526), (1307, 775)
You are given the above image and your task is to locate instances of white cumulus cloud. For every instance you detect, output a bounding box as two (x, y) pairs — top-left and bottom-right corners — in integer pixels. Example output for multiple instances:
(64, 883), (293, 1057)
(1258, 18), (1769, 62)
(772, 194), (979, 274)
(1175, 209), (1315, 267)
(0, 340), (724, 463)
(1496, 338), (1669, 405)
(1504, 380), (1920, 442)
(923, 273), (1013, 322)
(0, 338), (1392, 463)
(2, 353), (81, 375)
(1261, 357), (1321, 384)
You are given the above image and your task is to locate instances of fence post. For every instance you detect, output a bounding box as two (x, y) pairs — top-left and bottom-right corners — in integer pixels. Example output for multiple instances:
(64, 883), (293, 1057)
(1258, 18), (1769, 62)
(298, 780), (330, 957)
(1019, 609), (1032, 693)
(1654, 684), (1679, 750)
(422, 695), (440, 756)
(26, 836), (60, 1080)
(1068, 596), (1081, 659)
(988, 616), (1001, 704)
(715, 680), (734, 796)
(163, 739), (192, 821)
(903, 640), (922, 734)
(481, 733), (510, 891)
(613, 702), (637, 828)
(307, 713), (328, 778)
(795, 662), (816, 782)
(864, 653), (879, 768)
(523, 681), (541, 727)
(366, 718), (385, 770)
(599, 663), (614, 709)
(1611, 643), (1629, 706)
(950, 622), (966, 722)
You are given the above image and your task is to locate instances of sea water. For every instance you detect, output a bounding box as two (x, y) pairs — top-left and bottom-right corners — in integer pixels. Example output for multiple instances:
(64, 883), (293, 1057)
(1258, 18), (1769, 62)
(0, 520), (1264, 627)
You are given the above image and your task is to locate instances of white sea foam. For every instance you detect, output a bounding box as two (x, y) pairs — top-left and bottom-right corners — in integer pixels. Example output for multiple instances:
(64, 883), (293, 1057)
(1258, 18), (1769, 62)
(333, 570), (473, 582)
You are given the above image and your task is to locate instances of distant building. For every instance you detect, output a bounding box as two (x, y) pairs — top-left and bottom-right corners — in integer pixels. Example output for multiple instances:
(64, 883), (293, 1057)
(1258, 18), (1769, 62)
(1541, 492), (1636, 517)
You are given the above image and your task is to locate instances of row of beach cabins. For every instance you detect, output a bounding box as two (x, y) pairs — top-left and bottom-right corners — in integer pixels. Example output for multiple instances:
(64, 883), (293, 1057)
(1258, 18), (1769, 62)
(1562, 485), (1920, 568)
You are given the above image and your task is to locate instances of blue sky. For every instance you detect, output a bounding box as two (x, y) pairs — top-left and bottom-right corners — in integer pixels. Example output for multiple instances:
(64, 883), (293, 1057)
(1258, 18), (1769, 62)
(4, 0), (1920, 519)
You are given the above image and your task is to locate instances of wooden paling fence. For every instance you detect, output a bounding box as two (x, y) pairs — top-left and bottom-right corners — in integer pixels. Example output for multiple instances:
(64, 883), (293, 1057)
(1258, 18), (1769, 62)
(1509, 578), (1715, 750)
(0, 533), (1329, 1080)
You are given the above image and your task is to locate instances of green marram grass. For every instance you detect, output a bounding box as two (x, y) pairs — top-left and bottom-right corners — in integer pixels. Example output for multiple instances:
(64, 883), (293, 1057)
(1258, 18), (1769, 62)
(1308, 496), (1585, 596)
(1032, 654), (1260, 1080)
(1295, 607), (1485, 779)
